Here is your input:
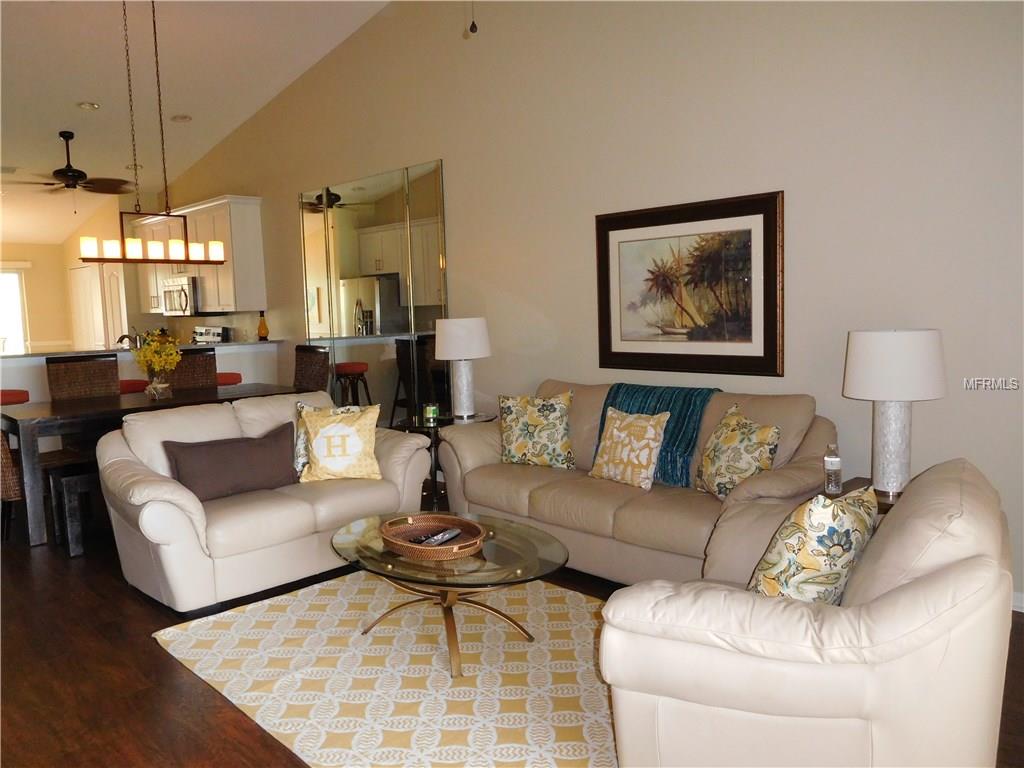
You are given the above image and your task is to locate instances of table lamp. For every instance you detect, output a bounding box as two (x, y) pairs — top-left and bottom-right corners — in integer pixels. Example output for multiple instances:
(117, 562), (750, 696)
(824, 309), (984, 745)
(843, 329), (946, 502)
(435, 317), (491, 421)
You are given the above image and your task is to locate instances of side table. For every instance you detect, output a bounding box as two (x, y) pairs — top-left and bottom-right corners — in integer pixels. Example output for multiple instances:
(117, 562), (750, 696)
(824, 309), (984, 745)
(395, 412), (496, 510)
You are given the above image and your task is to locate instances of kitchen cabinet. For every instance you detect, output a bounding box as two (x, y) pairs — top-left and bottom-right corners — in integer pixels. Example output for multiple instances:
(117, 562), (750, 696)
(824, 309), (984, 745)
(357, 218), (442, 307)
(410, 218), (444, 307)
(171, 195), (267, 313)
(358, 225), (406, 276)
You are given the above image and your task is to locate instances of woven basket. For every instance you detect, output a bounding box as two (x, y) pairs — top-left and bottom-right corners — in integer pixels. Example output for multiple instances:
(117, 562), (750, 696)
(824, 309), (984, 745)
(380, 515), (485, 561)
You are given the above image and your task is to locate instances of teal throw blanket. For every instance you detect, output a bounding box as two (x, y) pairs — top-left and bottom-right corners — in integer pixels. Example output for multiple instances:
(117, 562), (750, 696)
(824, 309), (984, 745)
(595, 383), (719, 487)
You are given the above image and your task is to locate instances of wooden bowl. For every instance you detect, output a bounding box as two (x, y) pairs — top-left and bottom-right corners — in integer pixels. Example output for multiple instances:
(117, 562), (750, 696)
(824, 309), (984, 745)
(380, 515), (485, 561)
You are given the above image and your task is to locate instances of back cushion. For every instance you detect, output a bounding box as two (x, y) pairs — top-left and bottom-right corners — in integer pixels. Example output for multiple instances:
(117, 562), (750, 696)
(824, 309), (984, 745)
(122, 403), (242, 477)
(535, 380), (611, 472)
(231, 391), (335, 438)
(690, 392), (815, 479)
(842, 459), (1007, 607)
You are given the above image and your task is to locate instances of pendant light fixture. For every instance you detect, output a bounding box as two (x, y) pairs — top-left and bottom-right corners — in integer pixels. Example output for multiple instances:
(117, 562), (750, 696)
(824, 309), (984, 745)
(82, 1), (194, 263)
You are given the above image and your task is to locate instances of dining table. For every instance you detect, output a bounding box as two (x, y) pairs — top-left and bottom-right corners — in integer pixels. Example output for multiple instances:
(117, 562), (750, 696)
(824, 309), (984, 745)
(1, 383), (295, 546)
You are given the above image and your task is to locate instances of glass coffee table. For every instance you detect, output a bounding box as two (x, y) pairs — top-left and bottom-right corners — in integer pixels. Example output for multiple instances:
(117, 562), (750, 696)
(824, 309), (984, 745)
(332, 513), (568, 677)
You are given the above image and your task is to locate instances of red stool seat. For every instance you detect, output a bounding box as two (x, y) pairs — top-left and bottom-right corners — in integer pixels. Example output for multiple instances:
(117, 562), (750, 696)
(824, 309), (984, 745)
(335, 361), (369, 375)
(217, 372), (243, 386)
(0, 389), (30, 406)
(119, 379), (149, 395)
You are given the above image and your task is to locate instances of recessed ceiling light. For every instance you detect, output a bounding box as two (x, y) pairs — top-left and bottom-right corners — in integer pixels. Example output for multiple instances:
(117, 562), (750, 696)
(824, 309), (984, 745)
(170, 114), (192, 123)
(77, 101), (100, 111)
(352, 186), (366, 192)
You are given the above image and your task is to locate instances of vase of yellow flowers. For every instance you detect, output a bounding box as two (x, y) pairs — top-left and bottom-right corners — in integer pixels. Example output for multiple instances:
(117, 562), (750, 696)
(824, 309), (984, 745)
(132, 329), (181, 400)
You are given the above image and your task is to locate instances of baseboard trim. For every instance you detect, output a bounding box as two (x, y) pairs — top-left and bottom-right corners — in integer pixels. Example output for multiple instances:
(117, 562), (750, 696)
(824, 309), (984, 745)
(1014, 591), (1023, 613)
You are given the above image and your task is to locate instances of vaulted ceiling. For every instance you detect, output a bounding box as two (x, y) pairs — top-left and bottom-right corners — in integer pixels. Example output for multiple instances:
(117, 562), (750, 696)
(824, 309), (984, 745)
(0, 1), (384, 244)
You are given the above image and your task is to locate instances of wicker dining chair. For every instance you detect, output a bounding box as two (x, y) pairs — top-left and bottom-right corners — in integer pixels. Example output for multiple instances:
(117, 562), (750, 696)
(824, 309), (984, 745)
(167, 348), (217, 390)
(45, 354), (120, 400)
(294, 345), (330, 393)
(1, 432), (23, 541)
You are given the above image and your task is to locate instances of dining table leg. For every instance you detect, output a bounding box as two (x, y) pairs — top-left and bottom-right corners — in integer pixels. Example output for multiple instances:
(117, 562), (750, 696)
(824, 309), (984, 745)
(16, 424), (47, 546)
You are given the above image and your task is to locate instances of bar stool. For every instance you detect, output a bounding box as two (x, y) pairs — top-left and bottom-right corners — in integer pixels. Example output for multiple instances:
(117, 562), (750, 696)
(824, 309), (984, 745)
(216, 372), (242, 386)
(119, 379), (149, 394)
(334, 361), (372, 406)
(1, 390), (30, 406)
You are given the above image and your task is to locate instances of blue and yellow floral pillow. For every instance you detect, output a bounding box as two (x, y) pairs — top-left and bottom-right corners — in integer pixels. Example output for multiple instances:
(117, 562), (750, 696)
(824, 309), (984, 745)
(748, 486), (878, 605)
(697, 404), (781, 500)
(499, 391), (575, 469)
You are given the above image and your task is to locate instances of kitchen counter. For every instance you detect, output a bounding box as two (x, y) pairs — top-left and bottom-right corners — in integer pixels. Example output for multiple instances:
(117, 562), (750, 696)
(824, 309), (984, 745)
(308, 332), (434, 348)
(1, 340), (284, 359)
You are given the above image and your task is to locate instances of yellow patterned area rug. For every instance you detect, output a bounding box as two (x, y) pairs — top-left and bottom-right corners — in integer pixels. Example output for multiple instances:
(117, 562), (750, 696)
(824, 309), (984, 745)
(154, 571), (616, 768)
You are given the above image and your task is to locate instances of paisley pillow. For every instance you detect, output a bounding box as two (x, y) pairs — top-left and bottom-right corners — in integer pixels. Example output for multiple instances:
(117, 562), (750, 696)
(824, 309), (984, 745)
(498, 391), (575, 469)
(697, 404), (780, 500)
(748, 486), (879, 605)
(589, 407), (670, 490)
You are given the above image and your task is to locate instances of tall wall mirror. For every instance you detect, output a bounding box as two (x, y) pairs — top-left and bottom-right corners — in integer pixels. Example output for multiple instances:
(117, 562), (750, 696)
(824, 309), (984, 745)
(300, 160), (449, 425)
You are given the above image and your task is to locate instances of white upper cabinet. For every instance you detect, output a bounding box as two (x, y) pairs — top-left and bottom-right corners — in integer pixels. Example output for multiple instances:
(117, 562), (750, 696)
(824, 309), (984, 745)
(173, 196), (267, 313)
(357, 218), (443, 307)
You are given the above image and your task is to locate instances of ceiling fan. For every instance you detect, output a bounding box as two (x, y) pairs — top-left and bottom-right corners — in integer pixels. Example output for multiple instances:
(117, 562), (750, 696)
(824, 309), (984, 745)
(302, 188), (374, 213)
(4, 130), (134, 195)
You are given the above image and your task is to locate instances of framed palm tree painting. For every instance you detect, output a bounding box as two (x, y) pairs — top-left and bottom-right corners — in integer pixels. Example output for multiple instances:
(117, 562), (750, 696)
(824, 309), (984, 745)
(596, 191), (783, 376)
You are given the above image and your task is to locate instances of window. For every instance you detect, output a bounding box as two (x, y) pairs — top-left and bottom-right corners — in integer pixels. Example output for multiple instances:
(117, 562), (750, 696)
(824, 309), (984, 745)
(0, 271), (27, 355)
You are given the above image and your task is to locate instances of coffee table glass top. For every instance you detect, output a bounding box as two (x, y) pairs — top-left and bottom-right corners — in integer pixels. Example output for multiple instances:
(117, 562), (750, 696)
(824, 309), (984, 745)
(332, 514), (568, 589)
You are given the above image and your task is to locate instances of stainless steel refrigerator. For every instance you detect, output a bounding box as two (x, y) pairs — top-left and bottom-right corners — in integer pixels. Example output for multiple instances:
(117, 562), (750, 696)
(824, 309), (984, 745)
(338, 273), (408, 336)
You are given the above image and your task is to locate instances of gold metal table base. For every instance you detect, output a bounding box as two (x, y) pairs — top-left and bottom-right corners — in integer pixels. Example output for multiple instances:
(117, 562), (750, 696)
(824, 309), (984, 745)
(362, 575), (534, 677)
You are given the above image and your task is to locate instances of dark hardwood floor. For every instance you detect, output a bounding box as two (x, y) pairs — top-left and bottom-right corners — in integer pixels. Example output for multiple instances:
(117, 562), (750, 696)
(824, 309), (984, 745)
(2, 487), (1022, 767)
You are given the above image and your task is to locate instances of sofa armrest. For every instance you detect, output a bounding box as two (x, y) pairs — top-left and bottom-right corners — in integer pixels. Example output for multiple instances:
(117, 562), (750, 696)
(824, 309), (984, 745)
(374, 428), (431, 512)
(723, 454), (824, 506)
(96, 431), (209, 553)
(438, 421), (501, 475)
(600, 557), (1007, 716)
(438, 422), (501, 516)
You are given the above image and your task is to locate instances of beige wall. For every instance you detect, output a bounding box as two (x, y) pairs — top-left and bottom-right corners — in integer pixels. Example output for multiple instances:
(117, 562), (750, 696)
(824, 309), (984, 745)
(169, 2), (1024, 591)
(0, 242), (73, 350)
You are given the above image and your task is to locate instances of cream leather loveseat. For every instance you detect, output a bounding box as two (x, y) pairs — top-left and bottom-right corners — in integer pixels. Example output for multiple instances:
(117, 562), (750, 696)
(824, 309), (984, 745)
(439, 379), (836, 585)
(97, 392), (430, 612)
(600, 459), (1013, 767)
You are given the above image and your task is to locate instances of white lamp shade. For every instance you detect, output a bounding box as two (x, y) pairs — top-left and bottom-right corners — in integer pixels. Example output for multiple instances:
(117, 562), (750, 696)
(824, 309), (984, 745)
(188, 242), (205, 261)
(102, 239), (121, 259)
(435, 317), (491, 360)
(208, 241), (225, 261)
(843, 329), (946, 401)
(147, 241), (165, 260)
(168, 239), (186, 261)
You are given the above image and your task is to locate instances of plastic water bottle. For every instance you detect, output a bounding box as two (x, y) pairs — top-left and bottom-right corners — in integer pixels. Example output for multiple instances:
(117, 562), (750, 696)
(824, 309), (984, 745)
(824, 443), (842, 496)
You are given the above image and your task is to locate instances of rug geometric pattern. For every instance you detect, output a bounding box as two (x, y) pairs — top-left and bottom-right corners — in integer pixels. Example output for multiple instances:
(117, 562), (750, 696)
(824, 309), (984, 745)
(154, 571), (616, 767)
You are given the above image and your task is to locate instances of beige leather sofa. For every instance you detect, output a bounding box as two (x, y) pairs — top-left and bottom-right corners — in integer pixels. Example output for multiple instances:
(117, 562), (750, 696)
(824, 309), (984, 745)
(97, 392), (430, 612)
(439, 379), (836, 585)
(600, 459), (1013, 767)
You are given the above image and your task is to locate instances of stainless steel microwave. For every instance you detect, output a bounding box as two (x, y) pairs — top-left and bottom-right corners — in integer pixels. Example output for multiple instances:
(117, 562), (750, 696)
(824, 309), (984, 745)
(162, 276), (200, 316)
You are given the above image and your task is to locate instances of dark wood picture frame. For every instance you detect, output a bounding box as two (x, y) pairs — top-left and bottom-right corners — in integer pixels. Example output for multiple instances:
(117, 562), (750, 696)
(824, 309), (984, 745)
(596, 191), (783, 376)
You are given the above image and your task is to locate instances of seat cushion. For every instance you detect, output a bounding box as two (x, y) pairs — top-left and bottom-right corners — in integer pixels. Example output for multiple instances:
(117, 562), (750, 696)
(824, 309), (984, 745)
(692, 393), (816, 475)
(232, 391), (335, 438)
(842, 459), (1006, 607)
(613, 485), (723, 559)
(464, 463), (578, 517)
(276, 478), (399, 532)
(204, 489), (316, 558)
(529, 474), (646, 537)
(119, 380), (148, 394)
(0, 389), (30, 405)
(123, 403), (242, 477)
(217, 372), (243, 386)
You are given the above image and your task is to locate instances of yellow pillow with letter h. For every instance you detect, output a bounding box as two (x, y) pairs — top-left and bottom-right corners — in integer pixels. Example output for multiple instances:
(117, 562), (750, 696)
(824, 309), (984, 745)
(300, 404), (381, 482)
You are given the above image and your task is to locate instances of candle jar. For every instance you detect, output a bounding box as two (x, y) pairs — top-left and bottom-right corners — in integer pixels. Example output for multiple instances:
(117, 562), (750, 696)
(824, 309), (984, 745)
(423, 403), (439, 424)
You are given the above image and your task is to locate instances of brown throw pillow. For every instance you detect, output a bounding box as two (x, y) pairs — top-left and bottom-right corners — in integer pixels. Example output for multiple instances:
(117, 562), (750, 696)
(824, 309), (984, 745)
(163, 422), (297, 501)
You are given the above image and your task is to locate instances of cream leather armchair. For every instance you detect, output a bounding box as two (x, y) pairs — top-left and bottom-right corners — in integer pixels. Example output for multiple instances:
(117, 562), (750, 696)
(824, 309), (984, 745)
(98, 392), (430, 612)
(600, 459), (1013, 767)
